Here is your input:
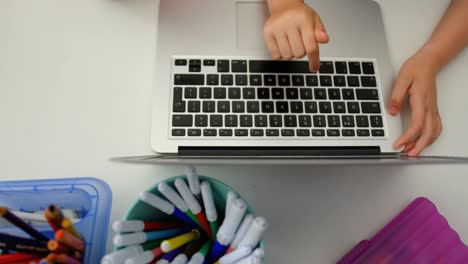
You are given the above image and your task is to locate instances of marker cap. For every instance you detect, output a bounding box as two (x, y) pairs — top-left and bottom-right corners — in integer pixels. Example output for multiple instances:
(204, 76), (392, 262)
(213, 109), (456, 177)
(101, 245), (143, 264)
(158, 183), (190, 212)
(187, 252), (204, 264)
(175, 179), (201, 214)
(185, 166), (200, 196)
(200, 181), (217, 222)
(140, 192), (174, 215)
(171, 254), (188, 264)
(113, 232), (146, 247)
(236, 255), (262, 264)
(219, 246), (252, 264)
(124, 251), (155, 264)
(217, 199), (247, 245)
(225, 192), (238, 218)
(112, 220), (145, 233)
(237, 217), (268, 250)
(230, 214), (254, 249)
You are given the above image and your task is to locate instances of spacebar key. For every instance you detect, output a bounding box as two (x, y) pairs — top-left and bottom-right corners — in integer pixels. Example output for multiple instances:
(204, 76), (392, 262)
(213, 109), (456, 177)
(174, 74), (204, 85)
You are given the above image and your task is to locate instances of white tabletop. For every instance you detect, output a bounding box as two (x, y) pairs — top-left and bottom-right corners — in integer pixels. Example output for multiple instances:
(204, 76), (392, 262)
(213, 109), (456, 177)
(1, 0), (467, 263)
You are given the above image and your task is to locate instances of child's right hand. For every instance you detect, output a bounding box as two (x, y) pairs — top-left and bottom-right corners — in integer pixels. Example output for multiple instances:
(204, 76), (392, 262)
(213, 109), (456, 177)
(264, 0), (329, 72)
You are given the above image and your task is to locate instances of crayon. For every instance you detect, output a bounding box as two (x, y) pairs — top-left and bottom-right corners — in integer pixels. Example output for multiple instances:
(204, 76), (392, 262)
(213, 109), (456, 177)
(61, 218), (82, 241)
(55, 230), (84, 252)
(112, 220), (179, 233)
(175, 179), (212, 240)
(200, 181), (219, 238)
(139, 192), (198, 228)
(187, 241), (211, 264)
(0, 233), (49, 255)
(0, 207), (49, 241)
(124, 247), (163, 264)
(227, 214), (254, 253)
(45, 205), (64, 232)
(113, 228), (186, 247)
(161, 230), (199, 253)
(158, 183), (201, 227)
(171, 238), (206, 264)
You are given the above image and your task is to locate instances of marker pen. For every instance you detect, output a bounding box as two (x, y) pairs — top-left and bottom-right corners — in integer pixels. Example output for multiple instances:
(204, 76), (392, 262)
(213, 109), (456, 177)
(101, 239), (161, 264)
(185, 166), (201, 197)
(227, 214), (254, 252)
(237, 217), (268, 250)
(124, 247), (163, 264)
(187, 241), (211, 264)
(158, 183), (201, 226)
(112, 220), (179, 233)
(113, 228), (186, 247)
(200, 181), (218, 237)
(218, 246), (252, 264)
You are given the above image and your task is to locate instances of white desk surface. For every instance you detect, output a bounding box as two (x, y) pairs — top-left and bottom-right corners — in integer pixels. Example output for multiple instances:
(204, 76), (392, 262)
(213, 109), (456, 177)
(1, 0), (467, 263)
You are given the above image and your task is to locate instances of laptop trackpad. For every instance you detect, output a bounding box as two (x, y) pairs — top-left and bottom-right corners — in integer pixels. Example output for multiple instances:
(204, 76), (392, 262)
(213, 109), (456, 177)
(236, 2), (269, 51)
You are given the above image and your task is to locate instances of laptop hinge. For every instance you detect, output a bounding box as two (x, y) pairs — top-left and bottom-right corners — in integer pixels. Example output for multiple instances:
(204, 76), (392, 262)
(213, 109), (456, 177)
(178, 147), (381, 157)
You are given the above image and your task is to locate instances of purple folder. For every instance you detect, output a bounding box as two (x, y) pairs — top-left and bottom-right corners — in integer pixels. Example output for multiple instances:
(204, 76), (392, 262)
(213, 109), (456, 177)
(338, 197), (468, 264)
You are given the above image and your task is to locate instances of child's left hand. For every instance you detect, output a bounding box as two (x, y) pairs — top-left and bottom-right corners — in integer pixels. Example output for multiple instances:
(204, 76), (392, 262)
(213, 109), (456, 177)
(388, 48), (443, 156)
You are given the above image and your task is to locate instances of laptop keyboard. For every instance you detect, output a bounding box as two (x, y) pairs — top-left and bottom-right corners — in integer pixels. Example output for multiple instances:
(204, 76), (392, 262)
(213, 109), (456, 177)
(170, 57), (386, 139)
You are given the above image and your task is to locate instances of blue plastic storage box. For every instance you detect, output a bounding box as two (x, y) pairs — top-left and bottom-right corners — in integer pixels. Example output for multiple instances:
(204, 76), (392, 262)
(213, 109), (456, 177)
(0, 177), (112, 264)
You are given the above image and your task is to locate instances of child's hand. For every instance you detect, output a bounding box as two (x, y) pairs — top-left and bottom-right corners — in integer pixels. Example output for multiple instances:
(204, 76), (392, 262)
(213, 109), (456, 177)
(388, 49), (443, 156)
(264, 0), (329, 72)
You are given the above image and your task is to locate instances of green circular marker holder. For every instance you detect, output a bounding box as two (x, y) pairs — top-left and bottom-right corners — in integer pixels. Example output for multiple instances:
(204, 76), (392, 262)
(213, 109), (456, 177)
(120, 175), (265, 263)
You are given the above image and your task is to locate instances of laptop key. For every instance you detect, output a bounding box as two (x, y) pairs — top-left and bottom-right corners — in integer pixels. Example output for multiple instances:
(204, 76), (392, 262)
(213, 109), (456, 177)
(327, 115), (341, 127)
(278, 75), (291, 86)
(217, 101), (230, 113)
(356, 89), (379, 100)
(290, 102), (303, 113)
(327, 129), (340, 137)
(347, 102), (360, 113)
(225, 115), (238, 127)
(174, 87), (183, 100)
(297, 129), (310, 137)
(281, 129), (295, 137)
(210, 115), (223, 127)
(235, 129), (248, 137)
(243, 88), (255, 99)
(276, 102), (289, 113)
(214, 87), (226, 99)
(370, 115), (383, 127)
(250, 75), (262, 86)
(172, 129), (185, 136)
(203, 59), (215, 66)
(320, 75), (332, 86)
(229, 87), (241, 99)
(232, 101), (245, 113)
(188, 101), (201, 112)
(347, 76), (360, 87)
(175, 59), (187, 66)
(195, 115), (208, 127)
(286, 88), (299, 99)
(342, 129), (355, 137)
(300, 88), (313, 99)
(174, 74), (204, 85)
(240, 115), (253, 127)
(362, 62), (375, 74)
(202, 101), (215, 113)
(262, 101), (274, 113)
(199, 87), (211, 99)
(203, 129), (217, 137)
(221, 75), (233, 85)
(235, 75), (248, 86)
(328, 89), (341, 100)
(272, 88), (284, 99)
(219, 129), (233, 137)
(207, 74), (219, 85)
(342, 116), (355, 127)
(342, 89), (355, 100)
(217, 60), (229, 72)
(189, 61), (201, 72)
(313, 116), (326, 127)
(361, 102), (381, 113)
(306, 75), (318, 86)
(319, 102), (332, 113)
(314, 89), (327, 100)
(185, 87), (197, 99)
(361, 76), (377, 87)
(284, 115), (297, 127)
(312, 129), (325, 137)
(333, 102), (346, 113)
(257, 88), (270, 99)
(305, 102), (318, 113)
(232, 60), (247, 73)
(173, 100), (186, 113)
(188, 129), (201, 136)
(372, 129), (385, 137)
(266, 129), (280, 136)
(292, 75), (305, 86)
(319, 61), (334, 73)
(264, 75), (276, 86)
(335, 61), (348, 74)
(299, 115), (312, 127)
(247, 101), (260, 113)
(357, 129), (370, 137)
(356, 115), (369, 127)
(349, 62), (361, 74)
(172, 115), (192, 127)
(255, 115), (268, 127)
(250, 129), (264, 137)
(333, 75), (346, 87)
(269, 115), (282, 127)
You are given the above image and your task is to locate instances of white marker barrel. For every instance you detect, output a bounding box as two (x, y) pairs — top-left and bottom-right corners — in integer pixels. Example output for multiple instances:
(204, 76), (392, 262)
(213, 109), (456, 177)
(113, 232), (147, 247)
(230, 214), (254, 249)
(252, 248), (264, 258)
(170, 254), (187, 264)
(185, 166), (200, 196)
(158, 183), (190, 212)
(112, 220), (145, 233)
(225, 192), (238, 217)
(157, 260), (170, 264)
(219, 246), (252, 264)
(101, 245), (143, 264)
(124, 251), (155, 264)
(140, 192), (174, 215)
(187, 252), (204, 264)
(200, 181), (217, 222)
(175, 179), (201, 214)
(217, 199), (247, 245)
(235, 255), (261, 264)
(237, 217), (268, 249)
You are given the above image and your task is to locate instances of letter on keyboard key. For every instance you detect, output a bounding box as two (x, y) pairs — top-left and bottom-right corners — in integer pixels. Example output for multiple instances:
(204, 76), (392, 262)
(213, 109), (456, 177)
(361, 102), (381, 113)
(361, 76), (377, 87)
(356, 89), (379, 100)
(319, 61), (334, 73)
(172, 115), (193, 127)
(174, 74), (204, 85)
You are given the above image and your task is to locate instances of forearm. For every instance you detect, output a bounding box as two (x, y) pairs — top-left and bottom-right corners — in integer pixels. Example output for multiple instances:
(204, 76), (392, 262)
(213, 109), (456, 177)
(419, 0), (468, 72)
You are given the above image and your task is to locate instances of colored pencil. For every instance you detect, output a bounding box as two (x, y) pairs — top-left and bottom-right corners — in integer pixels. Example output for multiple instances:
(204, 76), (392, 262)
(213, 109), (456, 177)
(0, 207), (49, 241)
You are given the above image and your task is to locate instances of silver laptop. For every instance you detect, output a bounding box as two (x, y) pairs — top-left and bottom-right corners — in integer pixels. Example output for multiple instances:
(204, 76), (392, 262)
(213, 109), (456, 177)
(150, 0), (403, 158)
